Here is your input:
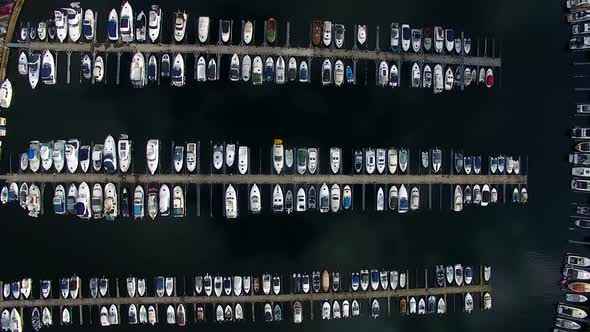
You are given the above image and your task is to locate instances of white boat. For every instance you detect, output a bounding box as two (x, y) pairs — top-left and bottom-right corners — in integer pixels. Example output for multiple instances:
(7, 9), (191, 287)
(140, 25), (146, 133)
(241, 55), (251, 81)
(401, 24), (411, 51)
(410, 186), (419, 210)
(454, 185), (463, 212)
(275, 56), (285, 84)
(161, 54), (170, 77)
(299, 60), (309, 83)
(398, 184), (409, 213)
(173, 186), (185, 217)
(323, 21), (332, 46)
(75, 182), (91, 219)
(357, 24), (367, 45)
(330, 147), (341, 173)
(159, 184), (170, 216)
(273, 184), (284, 213)
(319, 183), (330, 213)
(445, 67), (454, 90)
(366, 148), (376, 174)
(454, 264), (463, 286)
(433, 26), (443, 52)
(82, 9), (93, 41)
(174, 11), (187, 42)
(378, 61), (389, 86)
(322, 58), (332, 85)
(107, 9), (118, 41)
(445, 29), (454, 52)
(464, 293), (473, 313)
(67, 4), (82, 43)
(411, 29), (422, 52)
(377, 148), (386, 173)
(130, 52), (146, 88)
(273, 139), (284, 174)
(147, 189), (157, 220)
(148, 5), (161, 42)
(388, 185), (398, 210)
(236, 145), (248, 174)
(146, 139), (159, 174)
(18, 52), (27, 75)
(226, 144), (236, 167)
(330, 184), (340, 212)
(423, 64), (432, 88)
(296, 187), (307, 212)
(93, 56), (104, 82)
(81, 54), (92, 80)
(133, 186), (144, 219)
(135, 11), (146, 42)
(0, 79), (11, 109)
(174, 146), (184, 172)
(126, 277), (136, 298)
(230, 54), (240, 81)
(197, 16), (209, 43)
(186, 143), (197, 172)
(40, 50), (56, 85)
(104, 183), (118, 220)
(103, 135), (117, 173)
(225, 184), (238, 219)
(250, 184), (261, 213)
(243, 20), (253, 44)
(376, 187), (384, 211)
(208, 58), (217, 81)
(221, 20), (231, 43)
(79, 145), (90, 172)
(197, 56), (206, 81)
(55, 10), (68, 42)
(147, 55), (157, 82)
(65, 139), (79, 173)
(308, 148), (318, 174)
(454, 36), (462, 54)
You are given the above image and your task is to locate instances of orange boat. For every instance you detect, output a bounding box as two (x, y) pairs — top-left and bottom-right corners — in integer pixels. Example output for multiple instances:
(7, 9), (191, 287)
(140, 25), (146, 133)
(400, 298), (407, 315)
(322, 270), (330, 293)
(311, 20), (321, 46)
(569, 282), (590, 293)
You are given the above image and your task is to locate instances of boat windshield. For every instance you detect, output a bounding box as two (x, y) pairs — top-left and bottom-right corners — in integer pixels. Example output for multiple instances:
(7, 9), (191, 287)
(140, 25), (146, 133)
(121, 17), (130, 30)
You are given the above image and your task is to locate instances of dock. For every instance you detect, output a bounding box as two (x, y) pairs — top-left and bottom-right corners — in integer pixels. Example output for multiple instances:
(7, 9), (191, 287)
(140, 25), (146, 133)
(0, 0), (24, 80)
(0, 173), (527, 185)
(7, 42), (501, 68)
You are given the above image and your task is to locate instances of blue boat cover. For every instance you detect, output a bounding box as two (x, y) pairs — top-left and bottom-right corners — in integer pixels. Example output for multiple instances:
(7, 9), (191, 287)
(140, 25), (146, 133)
(148, 65), (156, 77)
(60, 279), (68, 290)
(41, 65), (52, 80)
(103, 159), (114, 172)
(370, 271), (379, 282)
(133, 204), (142, 216)
(343, 196), (351, 208)
(399, 197), (409, 209)
(171, 67), (181, 78)
(75, 202), (85, 215)
(79, 148), (89, 160)
(156, 277), (164, 289)
(300, 68), (308, 80)
(346, 66), (353, 79)
(107, 21), (117, 39)
(82, 23), (92, 38)
(27, 149), (36, 159)
(8, 192), (16, 201)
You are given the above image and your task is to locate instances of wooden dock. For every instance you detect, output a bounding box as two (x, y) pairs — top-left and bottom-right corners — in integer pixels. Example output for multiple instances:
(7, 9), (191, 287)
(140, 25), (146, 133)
(0, 0), (25, 80)
(0, 173), (527, 185)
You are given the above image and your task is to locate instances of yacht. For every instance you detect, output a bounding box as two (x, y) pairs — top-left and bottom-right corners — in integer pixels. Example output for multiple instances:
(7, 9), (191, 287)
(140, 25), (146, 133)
(65, 139), (79, 173)
(464, 185), (472, 204)
(242, 55), (252, 81)
(445, 66), (454, 90)
(117, 134), (131, 173)
(250, 184), (261, 213)
(173, 186), (185, 217)
(221, 20), (231, 43)
(18, 51), (27, 75)
(229, 54), (240, 81)
(207, 58), (217, 81)
(159, 184), (170, 216)
(294, 148), (306, 174)
(67, 3), (82, 43)
(225, 184), (238, 219)
(130, 52), (146, 87)
(323, 21), (332, 46)
(243, 20), (253, 44)
(146, 139), (159, 174)
(28, 141), (41, 173)
(238, 145), (248, 174)
(390, 23), (400, 51)
(398, 184), (409, 213)
(135, 11), (146, 42)
(411, 29), (422, 52)
(198, 16), (209, 43)
(75, 182), (92, 219)
(102, 135), (117, 173)
(273, 139), (284, 174)
(55, 9), (68, 42)
(299, 60), (309, 82)
(170, 53), (184, 87)
(322, 58), (332, 85)
(399, 149), (408, 172)
(378, 61), (389, 86)
(273, 184), (284, 213)
(464, 293), (473, 313)
(366, 148), (376, 174)
(194, 56), (206, 81)
(423, 64), (432, 88)
(252, 56), (263, 85)
(41, 50), (57, 85)
(329, 147), (341, 174)
(445, 29), (454, 52)
(433, 64), (443, 93)
(389, 185), (398, 210)
(79, 145), (90, 172)
(358, 24), (367, 45)
(133, 186), (144, 219)
(174, 11), (187, 42)
(161, 54), (170, 77)
(401, 24), (411, 51)
(306, 148), (317, 174)
(93, 56), (104, 82)
(411, 62), (420, 87)
(148, 5), (161, 42)
(107, 9), (118, 41)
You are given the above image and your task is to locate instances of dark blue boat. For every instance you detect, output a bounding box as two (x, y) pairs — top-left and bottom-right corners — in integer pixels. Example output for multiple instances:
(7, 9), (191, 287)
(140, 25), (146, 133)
(346, 65), (353, 83)
(107, 20), (117, 40)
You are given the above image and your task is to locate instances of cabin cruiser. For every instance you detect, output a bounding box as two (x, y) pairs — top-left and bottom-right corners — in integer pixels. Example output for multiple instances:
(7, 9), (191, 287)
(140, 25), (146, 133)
(135, 11), (146, 42)
(390, 23), (400, 51)
(76, 182), (92, 219)
(411, 29), (422, 52)
(91, 183), (103, 218)
(28, 53), (40, 89)
(65, 139), (79, 173)
(225, 184), (238, 219)
(146, 139), (159, 174)
(322, 21), (332, 46)
(273, 184), (284, 213)
(27, 184), (41, 217)
(272, 139), (284, 174)
(387, 149), (398, 174)
(185, 143), (197, 173)
(221, 20), (231, 43)
(431, 149), (442, 173)
(102, 135), (117, 173)
(161, 54), (170, 77)
(53, 185), (66, 214)
(275, 56), (286, 84)
(67, 3), (82, 43)
(296, 148), (307, 174)
(48, 19), (57, 40)
(55, 10), (68, 42)
(388, 63), (399, 87)
(357, 24), (367, 45)
(18, 51), (27, 75)
(41, 50), (57, 85)
(159, 184), (170, 216)
(130, 52), (146, 87)
(108, 9), (118, 41)
(454, 35), (462, 54)
(378, 61), (389, 86)
(334, 60), (344, 86)
(445, 66), (454, 90)
(148, 5), (161, 42)
(376, 148), (386, 173)
(172, 186), (184, 217)
(322, 59), (332, 85)
(423, 64), (432, 88)
(252, 56), (263, 84)
(411, 63), (421, 87)
(376, 187), (385, 211)
(196, 16), (210, 43)
(366, 148), (376, 174)
(207, 58), (217, 81)
(485, 68), (494, 88)
(79, 145), (90, 172)
(401, 24), (411, 51)
(93, 56), (104, 82)
(243, 20), (253, 44)
(174, 11), (187, 42)
(332, 23), (345, 48)
(398, 184), (409, 213)
(249, 184), (261, 213)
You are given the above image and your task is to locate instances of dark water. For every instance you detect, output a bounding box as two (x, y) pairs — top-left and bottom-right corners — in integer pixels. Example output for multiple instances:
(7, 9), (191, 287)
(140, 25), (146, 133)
(0, 0), (572, 331)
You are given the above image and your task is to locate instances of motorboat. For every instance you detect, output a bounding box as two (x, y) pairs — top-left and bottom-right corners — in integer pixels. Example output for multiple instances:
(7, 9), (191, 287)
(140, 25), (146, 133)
(464, 185), (472, 204)
(564, 266), (590, 280)
(273, 184), (284, 212)
(411, 63), (420, 87)
(464, 37), (471, 54)
(250, 184), (261, 213)
(399, 149), (408, 172)
(147, 187), (158, 219)
(334, 24), (345, 48)
(41, 50), (56, 85)
(322, 58), (332, 86)
(212, 144), (223, 170)
(225, 184), (238, 219)
(410, 186), (419, 210)
(53, 185), (66, 215)
(454, 35), (462, 54)
(299, 60), (308, 82)
(346, 65), (354, 83)
(474, 155), (482, 174)
(401, 24), (410, 51)
(48, 19), (56, 40)
(398, 184), (409, 213)
(378, 61), (389, 86)
(445, 66), (454, 90)
(464, 293), (473, 313)
(389, 185), (398, 210)
(358, 24), (367, 45)
(387, 148), (398, 174)
(454, 264), (463, 286)
(273, 139), (284, 174)
(173, 145), (184, 172)
(207, 58), (217, 81)
(67, 3), (82, 43)
(148, 55), (157, 82)
(334, 60), (344, 86)
(233, 276), (242, 296)
(389, 63), (399, 87)
(319, 183), (330, 213)
(93, 56), (104, 82)
(198, 16), (209, 43)
(135, 11), (146, 42)
(243, 20), (253, 44)
(161, 54), (170, 77)
(262, 274), (271, 295)
(342, 185), (352, 210)
(485, 68), (494, 88)
(65, 139), (79, 173)
(102, 135), (117, 173)
(148, 5), (161, 42)
(130, 52), (146, 87)
(275, 56), (285, 84)
(229, 54), (240, 81)
(242, 55), (252, 81)
(390, 23), (399, 51)
(308, 185), (317, 210)
(221, 20), (231, 43)
(81, 54), (92, 80)
(323, 21), (332, 46)
(204, 274), (213, 296)
(330, 184), (341, 212)
(91, 183), (103, 218)
(473, 184), (481, 204)
(266, 18), (277, 44)
(174, 11), (187, 42)
(411, 29), (422, 52)
(59, 278), (69, 299)
(107, 9), (118, 41)
(464, 156), (472, 174)
(432, 64), (443, 93)
(172, 186), (184, 217)
(104, 183), (118, 220)
(366, 148), (376, 174)
(566, 254), (590, 268)
(423, 64), (432, 88)
(27, 184), (41, 217)
(55, 9), (68, 42)
(18, 51), (27, 75)
(172, 53), (185, 87)
(19, 182), (29, 210)
(146, 139), (159, 174)
(40, 142), (53, 171)
(272, 275), (281, 295)
(296, 187), (307, 212)
(444, 29), (454, 52)
(454, 185), (463, 212)
(165, 277), (174, 297)
(311, 20), (322, 46)
(252, 56), (263, 85)
(376, 187), (385, 211)
(223, 277), (232, 296)
(423, 27), (433, 51)
(132, 185), (144, 219)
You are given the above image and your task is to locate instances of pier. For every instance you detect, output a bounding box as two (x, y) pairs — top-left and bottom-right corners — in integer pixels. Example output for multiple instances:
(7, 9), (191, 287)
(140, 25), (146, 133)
(0, 0), (24, 80)
(0, 173), (526, 185)
(8, 42), (501, 68)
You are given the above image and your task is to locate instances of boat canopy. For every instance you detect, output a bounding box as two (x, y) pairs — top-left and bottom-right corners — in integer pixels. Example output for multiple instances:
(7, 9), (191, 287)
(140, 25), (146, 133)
(121, 17), (130, 30)
(27, 149), (36, 159)
(103, 159), (115, 172)
(172, 67), (182, 79)
(148, 64), (156, 77)
(79, 148), (89, 160)
(82, 23), (92, 37)
(107, 21), (117, 38)
(41, 64), (52, 80)
(75, 202), (85, 216)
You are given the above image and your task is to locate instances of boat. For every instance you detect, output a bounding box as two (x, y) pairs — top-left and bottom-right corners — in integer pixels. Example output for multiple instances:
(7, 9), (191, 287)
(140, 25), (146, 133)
(250, 184), (261, 213)
(98, 277), (109, 298)
(147, 187), (158, 219)
(212, 144), (223, 170)
(564, 266), (590, 280)
(454, 264), (463, 286)
(20, 278), (31, 299)
(454, 35), (462, 54)
(399, 149), (408, 172)
(172, 53), (185, 87)
(445, 66), (454, 90)
(390, 23), (400, 51)
(376, 187), (385, 211)
(107, 9), (118, 41)
(19, 22), (27, 41)
(262, 274), (271, 294)
(155, 277), (165, 297)
(421, 151), (429, 168)
(243, 20), (253, 44)
(272, 275), (281, 295)
(486, 68), (494, 87)
(137, 278), (145, 297)
(241, 55), (252, 81)
(411, 29), (422, 52)
(453, 185), (463, 212)
(311, 20), (322, 46)
(342, 185), (352, 210)
(418, 298), (426, 314)
(366, 148), (376, 174)
(444, 29), (454, 52)
(474, 155), (482, 174)
(446, 266), (454, 285)
(91, 183), (103, 218)
(172, 186), (184, 217)
(101, 135), (117, 173)
(207, 58), (217, 81)
(229, 54), (240, 81)
(273, 139), (284, 174)
(266, 18), (277, 44)
(293, 302), (302, 323)
(174, 11), (187, 42)
(148, 5), (161, 42)
(62, 307), (71, 324)
(119, 2), (134, 43)
(80, 54), (92, 80)
(196, 16), (210, 43)
(409, 297), (416, 314)
(398, 184), (409, 213)
(64, 139), (79, 173)
(464, 36), (471, 54)
(323, 21), (332, 46)
(295, 187), (307, 212)
(18, 51), (27, 75)
(147, 305), (156, 325)
(388, 185), (398, 210)
(346, 65), (354, 83)
(148, 55), (157, 81)
(359, 269), (369, 291)
(146, 139), (159, 174)
(93, 56), (104, 82)
(132, 185), (144, 219)
(252, 56), (263, 85)
(104, 183), (118, 220)
(135, 11), (146, 42)
(322, 58), (332, 85)
(308, 186), (317, 210)
(299, 60), (308, 82)
(223, 277), (232, 296)
(225, 184), (238, 219)
(67, 3), (82, 43)
(566, 293), (589, 303)
(272, 185), (284, 212)
(410, 186), (419, 210)
(378, 61), (389, 86)
(275, 56), (285, 84)
(172, 145), (184, 172)
(48, 19), (56, 40)
(423, 27), (433, 52)
(221, 20), (231, 43)
(55, 10), (68, 42)
(410, 62), (421, 87)
(432, 64), (443, 93)
(41, 50), (56, 85)
(40, 142), (53, 171)
(161, 54), (170, 77)
(319, 183), (330, 213)
(130, 52), (146, 88)
(464, 293), (473, 313)
(334, 60), (344, 86)
(204, 274), (212, 296)
(328, 183), (342, 213)
(423, 64), (432, 88)
(401, 24), (410, 51)
(555, 317), (582, 330)
(334, 24), (345, 48)
(115, 134), (130, 173)
(233, 276), (243, 296)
